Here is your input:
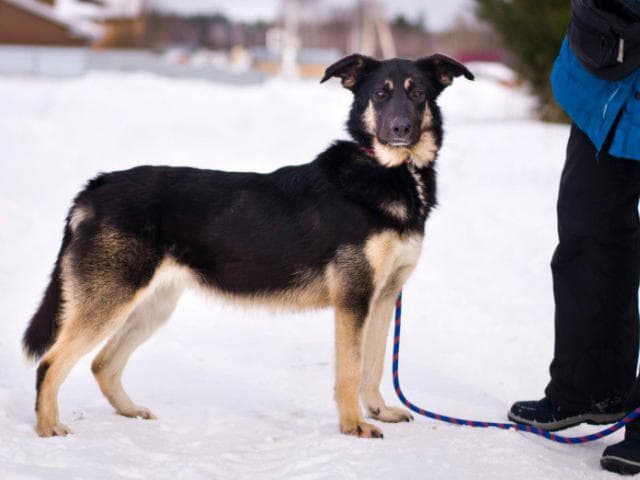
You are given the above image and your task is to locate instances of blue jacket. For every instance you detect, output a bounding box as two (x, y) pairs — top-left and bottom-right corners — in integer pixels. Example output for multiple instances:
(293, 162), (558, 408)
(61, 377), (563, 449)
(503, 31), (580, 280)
(552, 30), (640, 160)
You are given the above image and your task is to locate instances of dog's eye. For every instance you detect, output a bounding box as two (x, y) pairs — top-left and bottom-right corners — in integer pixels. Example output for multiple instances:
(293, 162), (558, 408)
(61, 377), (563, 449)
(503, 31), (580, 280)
(410, 90), (425, 101)
(373, 90), (388, 100)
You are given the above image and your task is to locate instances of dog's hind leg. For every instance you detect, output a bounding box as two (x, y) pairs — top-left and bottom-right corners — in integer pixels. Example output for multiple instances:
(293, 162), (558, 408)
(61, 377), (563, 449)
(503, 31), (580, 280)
(360, 291), (413, 423)
(34, 224), (162, 437)
(91, 284), (181, 419)
(35, 296), (140, 437)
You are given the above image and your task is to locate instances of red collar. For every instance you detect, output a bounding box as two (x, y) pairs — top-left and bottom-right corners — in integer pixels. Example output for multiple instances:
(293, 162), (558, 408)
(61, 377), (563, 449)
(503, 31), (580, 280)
(361, 146), (376, 157)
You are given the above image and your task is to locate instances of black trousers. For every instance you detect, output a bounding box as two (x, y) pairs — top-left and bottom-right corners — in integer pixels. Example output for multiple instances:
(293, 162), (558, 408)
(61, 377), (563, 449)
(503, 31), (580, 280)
(544, 124), (640, 414)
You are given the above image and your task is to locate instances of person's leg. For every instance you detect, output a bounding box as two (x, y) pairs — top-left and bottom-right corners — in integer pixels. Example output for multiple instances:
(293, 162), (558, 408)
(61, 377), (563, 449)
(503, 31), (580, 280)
(545, 124), (640, 412)
(510, 123), (640, 430)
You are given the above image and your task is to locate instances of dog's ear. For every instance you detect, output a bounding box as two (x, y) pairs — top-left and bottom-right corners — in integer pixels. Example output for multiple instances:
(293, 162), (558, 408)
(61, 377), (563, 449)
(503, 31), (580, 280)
(321, 54), (381, 90)
(415, 54), (474, 92)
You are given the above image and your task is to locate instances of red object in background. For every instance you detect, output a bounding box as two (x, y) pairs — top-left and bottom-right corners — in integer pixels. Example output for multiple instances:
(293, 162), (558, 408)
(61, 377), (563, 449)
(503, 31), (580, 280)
(455, 50), (506, 64)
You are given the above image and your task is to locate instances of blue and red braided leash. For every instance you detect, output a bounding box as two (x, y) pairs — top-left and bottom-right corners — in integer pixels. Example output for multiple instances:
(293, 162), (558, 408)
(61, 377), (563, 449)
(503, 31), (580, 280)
(391, 292), (640, 444)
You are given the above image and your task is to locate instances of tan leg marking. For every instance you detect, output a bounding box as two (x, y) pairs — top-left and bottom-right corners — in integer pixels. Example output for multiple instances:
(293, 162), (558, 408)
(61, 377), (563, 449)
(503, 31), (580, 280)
(360, 291), (412, 423)
(334, 305), (383, 439)
(35, 301), (137, 437)
(358, 232), (422, 424)
(92, 284), (182, 419)
(35, 242), (166, 438)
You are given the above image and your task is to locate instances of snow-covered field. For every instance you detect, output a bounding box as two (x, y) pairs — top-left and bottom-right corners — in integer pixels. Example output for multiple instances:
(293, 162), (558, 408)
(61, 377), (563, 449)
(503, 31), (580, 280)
(0, 71), (617, 479)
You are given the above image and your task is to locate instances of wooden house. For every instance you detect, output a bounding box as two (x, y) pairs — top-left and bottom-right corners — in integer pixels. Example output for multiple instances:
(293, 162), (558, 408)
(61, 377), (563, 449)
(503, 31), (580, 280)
(0, 0), (102, 46)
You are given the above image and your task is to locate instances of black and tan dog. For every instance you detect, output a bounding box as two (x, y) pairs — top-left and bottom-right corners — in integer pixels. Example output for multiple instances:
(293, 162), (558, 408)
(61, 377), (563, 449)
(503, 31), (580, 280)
(23, 53), (473, 438)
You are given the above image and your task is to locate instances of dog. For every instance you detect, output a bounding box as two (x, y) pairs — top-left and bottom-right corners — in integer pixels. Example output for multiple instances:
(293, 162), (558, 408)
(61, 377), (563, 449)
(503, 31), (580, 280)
(23, 53), (473, 438)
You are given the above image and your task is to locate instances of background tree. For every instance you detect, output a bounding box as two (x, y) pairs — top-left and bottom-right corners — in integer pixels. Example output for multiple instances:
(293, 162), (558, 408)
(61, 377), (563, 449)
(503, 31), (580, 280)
(475, 0), (570, 122)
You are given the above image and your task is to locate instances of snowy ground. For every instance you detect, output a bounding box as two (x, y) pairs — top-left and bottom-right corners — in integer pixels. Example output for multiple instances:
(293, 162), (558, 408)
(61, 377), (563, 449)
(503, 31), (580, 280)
(0, 71), (620, 479)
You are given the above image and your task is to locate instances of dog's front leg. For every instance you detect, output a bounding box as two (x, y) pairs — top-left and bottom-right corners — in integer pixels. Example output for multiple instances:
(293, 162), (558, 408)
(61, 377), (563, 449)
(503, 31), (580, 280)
(360, 294), (413, 423)
(334, 305), (383, 438)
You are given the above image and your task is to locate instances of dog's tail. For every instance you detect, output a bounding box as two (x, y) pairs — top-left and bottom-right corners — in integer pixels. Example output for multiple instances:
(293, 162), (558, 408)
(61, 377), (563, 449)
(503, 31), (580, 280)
(22, 225), (73, 361)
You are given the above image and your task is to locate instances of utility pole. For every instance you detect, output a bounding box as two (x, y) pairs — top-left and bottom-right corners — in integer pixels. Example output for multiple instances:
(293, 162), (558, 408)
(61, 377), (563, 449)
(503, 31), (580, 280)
(281, 0), (300, 79)
(350, 0), (396, 58)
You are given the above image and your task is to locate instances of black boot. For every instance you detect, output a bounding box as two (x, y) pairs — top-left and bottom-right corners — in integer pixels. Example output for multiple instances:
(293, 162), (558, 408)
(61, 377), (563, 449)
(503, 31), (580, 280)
(601, 430), (640, 475)
(508, 397), (625, 431)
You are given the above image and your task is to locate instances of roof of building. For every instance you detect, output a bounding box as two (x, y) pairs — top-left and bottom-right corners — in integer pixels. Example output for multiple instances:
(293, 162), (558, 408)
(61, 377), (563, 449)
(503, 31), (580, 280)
(2, 0), (104, 39)
(56, 0), (142, 21)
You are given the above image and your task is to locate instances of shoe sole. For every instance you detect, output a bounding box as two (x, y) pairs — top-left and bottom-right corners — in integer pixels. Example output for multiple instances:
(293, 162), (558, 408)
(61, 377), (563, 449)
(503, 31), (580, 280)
(601, 456), (640, 475)
(507, 411), (625, 432)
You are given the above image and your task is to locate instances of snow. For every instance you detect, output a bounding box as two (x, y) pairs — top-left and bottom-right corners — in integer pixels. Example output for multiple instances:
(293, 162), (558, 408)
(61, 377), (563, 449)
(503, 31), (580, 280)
(0, 72), (620, 478)
(465, 61), (519, 84)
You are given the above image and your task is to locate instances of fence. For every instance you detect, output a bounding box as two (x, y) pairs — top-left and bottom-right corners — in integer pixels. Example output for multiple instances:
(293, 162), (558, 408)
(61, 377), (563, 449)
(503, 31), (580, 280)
(0, 45), (265, 84)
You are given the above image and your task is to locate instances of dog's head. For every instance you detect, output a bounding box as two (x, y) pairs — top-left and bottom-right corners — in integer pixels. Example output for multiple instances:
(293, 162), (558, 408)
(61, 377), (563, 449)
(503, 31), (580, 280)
(321, 54), (474, 168)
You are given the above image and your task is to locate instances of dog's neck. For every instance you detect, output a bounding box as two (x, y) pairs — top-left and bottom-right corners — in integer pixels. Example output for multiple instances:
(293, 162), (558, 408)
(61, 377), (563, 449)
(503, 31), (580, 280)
(359, 145), (429, 219)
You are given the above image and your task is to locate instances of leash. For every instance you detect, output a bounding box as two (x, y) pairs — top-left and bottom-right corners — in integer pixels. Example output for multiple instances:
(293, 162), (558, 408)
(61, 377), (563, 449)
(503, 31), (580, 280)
(391, 291), (640, 444)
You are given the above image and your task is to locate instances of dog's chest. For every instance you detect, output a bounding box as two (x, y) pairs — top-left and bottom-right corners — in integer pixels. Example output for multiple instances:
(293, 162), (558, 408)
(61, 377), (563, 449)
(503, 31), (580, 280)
(364, 231), (424, 295)
(380, 164), (429, 223)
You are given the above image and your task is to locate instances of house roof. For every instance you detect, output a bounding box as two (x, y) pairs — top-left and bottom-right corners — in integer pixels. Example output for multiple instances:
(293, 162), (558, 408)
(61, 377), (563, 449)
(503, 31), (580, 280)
(2, 0), (104, 39)
(57, 0), (143, 21)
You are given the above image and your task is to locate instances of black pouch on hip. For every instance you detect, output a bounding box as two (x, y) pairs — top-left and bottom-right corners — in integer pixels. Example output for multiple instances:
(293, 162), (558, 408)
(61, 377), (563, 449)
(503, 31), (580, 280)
(568, 0), (640, 81)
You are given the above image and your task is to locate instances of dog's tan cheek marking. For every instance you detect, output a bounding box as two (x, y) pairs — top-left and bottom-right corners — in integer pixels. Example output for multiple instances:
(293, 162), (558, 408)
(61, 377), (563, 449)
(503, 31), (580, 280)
(409, 107), (438, 167)
(363, 100), (376, 136)
(421, 106), (433, 130)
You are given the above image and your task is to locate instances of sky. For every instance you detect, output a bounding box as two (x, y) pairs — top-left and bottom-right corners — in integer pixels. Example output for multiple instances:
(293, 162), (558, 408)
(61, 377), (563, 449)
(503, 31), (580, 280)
(152, 0), (476, 32)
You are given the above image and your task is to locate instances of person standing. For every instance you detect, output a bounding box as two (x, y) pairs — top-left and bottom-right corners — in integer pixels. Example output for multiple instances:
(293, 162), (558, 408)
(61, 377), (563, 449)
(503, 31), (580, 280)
(507, 0), (640, 474)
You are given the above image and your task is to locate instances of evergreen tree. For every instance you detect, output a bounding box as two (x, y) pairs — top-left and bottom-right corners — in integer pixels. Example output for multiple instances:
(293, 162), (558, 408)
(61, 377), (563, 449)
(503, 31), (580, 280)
(474, 0), (570, 122)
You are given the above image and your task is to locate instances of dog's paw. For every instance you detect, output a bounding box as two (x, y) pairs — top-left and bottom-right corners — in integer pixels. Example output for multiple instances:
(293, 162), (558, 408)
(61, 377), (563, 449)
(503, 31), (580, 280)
(117, 406), (157, 420)
(340, 420), (384, 439)
(368, 406), (414, 423)
(36, 422), (72, 437)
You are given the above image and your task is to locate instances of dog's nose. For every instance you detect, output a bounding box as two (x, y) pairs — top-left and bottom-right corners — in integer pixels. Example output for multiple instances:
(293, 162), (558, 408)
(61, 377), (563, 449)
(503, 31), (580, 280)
(390, 117), (412, 138)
